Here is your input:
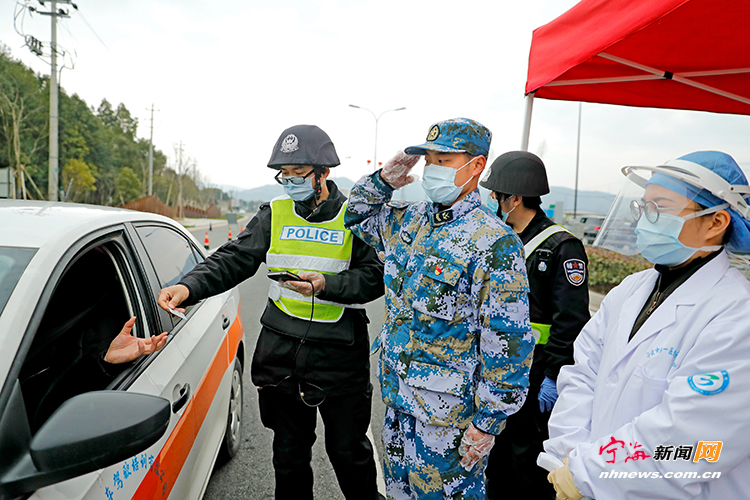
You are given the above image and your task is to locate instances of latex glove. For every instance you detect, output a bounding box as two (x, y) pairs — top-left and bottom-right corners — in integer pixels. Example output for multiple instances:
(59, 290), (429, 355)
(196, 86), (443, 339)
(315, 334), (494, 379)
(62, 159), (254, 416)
(284, 271), (326, 297)
(158, 284), (190, 315)
(457, 423), (495, 471)
(380, 150), (420, 189)
(548, 458), (583, 500)
(104, 317), (168, 364)
(539, 376), (559, 413)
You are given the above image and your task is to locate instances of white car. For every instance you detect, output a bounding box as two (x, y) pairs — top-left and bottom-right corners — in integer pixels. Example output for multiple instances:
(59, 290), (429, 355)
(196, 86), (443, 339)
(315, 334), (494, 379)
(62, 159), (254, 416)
(0, 200), (245, 500)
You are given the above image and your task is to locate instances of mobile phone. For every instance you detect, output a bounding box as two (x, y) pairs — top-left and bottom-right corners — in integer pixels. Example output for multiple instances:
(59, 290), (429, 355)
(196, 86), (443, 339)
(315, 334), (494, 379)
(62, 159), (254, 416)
(267, 271), (302, 282)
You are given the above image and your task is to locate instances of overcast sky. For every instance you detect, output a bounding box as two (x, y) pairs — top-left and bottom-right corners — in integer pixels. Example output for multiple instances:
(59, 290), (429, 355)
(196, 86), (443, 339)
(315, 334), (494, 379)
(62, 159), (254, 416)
(3, 0), (750, 196)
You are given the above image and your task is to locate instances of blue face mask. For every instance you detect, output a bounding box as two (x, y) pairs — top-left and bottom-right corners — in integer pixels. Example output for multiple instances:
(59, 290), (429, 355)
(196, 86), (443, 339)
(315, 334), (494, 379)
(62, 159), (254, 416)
(500, 202), (516, 223)
(283, 176), (315, 201)
(422, 157), (474, 204)
(486, 196), (499, 214)
(634, 209), (723, 266)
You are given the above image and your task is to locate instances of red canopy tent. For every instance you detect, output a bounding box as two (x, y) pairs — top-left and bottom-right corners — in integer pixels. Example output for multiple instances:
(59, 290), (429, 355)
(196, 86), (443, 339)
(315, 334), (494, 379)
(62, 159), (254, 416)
(522, 0), (750, 149)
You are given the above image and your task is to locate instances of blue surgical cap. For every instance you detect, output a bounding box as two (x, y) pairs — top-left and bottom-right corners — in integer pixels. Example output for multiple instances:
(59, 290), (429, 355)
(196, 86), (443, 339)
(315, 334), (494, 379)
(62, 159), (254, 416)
(647, 151), (750, 253)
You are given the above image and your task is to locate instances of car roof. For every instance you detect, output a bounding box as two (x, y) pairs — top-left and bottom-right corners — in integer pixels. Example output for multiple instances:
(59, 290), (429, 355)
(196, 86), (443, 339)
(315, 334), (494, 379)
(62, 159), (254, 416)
(0, 200), (177, 249)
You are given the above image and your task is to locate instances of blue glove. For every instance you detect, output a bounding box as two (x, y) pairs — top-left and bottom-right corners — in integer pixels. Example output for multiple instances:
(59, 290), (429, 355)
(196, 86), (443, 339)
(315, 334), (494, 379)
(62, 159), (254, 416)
(538, 376), (558, 413)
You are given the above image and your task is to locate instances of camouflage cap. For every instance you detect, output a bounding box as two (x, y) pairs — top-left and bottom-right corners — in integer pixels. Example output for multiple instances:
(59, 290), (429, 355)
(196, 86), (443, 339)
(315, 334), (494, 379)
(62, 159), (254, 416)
(267, 124), (340, 169)
(405, 118), (491, 157)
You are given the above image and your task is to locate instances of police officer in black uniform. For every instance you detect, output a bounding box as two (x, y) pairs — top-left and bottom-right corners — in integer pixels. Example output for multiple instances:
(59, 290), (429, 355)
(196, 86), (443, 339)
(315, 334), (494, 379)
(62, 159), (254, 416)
(481, 151), (590, 499)
(158, 125), (384, 500)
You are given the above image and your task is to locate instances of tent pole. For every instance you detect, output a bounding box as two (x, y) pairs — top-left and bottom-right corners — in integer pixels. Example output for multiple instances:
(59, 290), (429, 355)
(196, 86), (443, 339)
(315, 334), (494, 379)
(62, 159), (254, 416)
(521, 93), (534, 151)
(599, 53), (750, 107)
(573, 102), (583, 220)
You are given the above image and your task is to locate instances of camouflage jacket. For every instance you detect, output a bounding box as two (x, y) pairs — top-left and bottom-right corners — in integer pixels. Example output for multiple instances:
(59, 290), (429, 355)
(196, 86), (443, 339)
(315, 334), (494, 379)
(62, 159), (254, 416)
(345, 172), (534, 435)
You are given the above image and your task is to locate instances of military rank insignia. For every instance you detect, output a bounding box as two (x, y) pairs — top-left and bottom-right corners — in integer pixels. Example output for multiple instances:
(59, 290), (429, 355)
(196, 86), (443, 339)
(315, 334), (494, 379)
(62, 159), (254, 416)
(431, 209), (454, 225)
(564, 259), (586, 286)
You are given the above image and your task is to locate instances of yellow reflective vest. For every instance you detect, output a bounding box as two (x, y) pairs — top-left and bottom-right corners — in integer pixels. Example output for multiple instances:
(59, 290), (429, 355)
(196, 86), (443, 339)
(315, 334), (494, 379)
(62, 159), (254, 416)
(266, 196), (362, 323)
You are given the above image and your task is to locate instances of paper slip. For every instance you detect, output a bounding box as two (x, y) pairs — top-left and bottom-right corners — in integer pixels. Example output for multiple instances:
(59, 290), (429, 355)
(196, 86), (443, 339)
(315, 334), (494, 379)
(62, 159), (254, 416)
(168, 308), (187, 320)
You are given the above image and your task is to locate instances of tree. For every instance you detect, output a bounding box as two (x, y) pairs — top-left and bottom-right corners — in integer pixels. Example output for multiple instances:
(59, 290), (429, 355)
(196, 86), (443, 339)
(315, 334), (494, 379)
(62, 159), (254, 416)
(1, 47), (229, 207)
(62, 158), (96, 202)
(172, 142), (198, 218)
(115, 167), (141, 204)
(0, 46), (48, 199)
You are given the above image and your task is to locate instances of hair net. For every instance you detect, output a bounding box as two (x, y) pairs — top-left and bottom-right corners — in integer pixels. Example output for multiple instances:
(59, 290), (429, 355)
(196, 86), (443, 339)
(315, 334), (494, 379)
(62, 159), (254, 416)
(647, 151), (750, 252)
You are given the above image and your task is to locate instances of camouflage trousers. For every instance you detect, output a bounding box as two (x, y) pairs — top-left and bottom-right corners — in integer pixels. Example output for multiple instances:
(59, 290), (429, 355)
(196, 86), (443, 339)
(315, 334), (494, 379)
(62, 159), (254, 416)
(382, 407), (487, 500)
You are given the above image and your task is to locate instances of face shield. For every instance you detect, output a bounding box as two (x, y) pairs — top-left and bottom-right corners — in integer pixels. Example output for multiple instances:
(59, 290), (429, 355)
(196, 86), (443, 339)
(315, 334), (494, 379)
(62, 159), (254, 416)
(593, 160), (745, 263)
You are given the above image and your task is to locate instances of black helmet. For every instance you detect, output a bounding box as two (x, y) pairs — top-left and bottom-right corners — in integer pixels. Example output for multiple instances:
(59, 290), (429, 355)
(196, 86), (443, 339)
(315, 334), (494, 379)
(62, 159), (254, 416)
(267, 124), (340, 169)
(480, 151), (550, 197)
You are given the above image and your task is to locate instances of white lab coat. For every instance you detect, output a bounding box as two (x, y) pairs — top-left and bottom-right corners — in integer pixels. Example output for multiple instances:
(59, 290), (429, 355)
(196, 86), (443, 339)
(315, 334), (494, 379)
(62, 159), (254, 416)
(544, 251), (750, 499)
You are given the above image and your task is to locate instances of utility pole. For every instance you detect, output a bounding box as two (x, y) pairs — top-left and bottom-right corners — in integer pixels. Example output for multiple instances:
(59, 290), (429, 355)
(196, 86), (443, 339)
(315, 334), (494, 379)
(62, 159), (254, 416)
(177, 141), (184, 219)
(147, 104), (156, 195)
(49, 0), (59, 200)
(36, 0), (74, 201)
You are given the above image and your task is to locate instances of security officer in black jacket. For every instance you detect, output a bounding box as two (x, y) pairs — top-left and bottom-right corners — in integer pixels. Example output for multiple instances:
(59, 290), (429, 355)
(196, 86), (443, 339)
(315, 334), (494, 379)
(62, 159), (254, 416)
(157, 125), (384, 500)
(480, 151), (590, 499)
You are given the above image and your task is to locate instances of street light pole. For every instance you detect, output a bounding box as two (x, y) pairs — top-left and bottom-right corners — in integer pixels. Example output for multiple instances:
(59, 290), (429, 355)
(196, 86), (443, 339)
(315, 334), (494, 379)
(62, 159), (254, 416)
(349, 105), (406, 170)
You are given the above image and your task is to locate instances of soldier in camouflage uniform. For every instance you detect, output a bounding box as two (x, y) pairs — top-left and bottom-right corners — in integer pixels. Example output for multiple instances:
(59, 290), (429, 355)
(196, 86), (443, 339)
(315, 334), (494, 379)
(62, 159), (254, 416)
(345, 118), (535, 500)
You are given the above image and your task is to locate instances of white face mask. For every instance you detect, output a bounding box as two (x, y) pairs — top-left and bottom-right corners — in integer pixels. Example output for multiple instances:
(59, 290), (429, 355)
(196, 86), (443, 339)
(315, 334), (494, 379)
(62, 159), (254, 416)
(422, 157), (475, 204)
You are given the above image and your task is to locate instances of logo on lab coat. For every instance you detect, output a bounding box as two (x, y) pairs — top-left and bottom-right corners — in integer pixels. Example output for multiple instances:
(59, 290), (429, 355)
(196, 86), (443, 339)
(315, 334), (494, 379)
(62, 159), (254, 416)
(688, 370), (729, 396)
(563, 259), (586, 286)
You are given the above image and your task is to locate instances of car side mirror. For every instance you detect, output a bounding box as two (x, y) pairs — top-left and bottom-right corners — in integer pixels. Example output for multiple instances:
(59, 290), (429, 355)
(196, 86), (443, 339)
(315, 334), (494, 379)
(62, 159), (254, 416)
(0, 390), (170, 498)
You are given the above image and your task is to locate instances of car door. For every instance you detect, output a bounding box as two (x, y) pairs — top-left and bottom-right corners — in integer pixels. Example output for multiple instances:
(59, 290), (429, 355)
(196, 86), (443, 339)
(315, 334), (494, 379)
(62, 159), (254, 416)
(7, 227), (183, 500)
(127, 223), (242, 499)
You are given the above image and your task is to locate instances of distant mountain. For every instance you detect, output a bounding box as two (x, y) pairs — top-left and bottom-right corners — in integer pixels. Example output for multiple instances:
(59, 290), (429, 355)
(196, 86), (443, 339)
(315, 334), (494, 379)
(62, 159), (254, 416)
(230, 178), (616, 216)
(543, 186), (615, 216)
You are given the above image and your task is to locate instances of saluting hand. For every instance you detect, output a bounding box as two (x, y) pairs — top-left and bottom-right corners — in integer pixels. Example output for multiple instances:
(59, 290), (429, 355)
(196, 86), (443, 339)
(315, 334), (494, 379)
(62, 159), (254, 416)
(380, 150), (420, 189)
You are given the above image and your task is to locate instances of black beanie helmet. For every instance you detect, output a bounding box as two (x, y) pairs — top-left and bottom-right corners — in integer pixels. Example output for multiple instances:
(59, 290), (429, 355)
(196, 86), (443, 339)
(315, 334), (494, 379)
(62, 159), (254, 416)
(267, 124), (340, 169)
(480, 151), (550, 197)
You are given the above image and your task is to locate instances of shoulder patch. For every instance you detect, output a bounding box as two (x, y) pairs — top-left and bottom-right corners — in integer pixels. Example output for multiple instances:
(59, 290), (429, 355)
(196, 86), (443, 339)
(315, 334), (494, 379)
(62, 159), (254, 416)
(399, 230), (413, 245)
(564, 258), (586, 286)
(688, 370), (730, 396)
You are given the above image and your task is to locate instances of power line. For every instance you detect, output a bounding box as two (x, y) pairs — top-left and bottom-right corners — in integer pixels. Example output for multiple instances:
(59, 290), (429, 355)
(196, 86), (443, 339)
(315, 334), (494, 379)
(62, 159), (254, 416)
(76, 9), (108, 50)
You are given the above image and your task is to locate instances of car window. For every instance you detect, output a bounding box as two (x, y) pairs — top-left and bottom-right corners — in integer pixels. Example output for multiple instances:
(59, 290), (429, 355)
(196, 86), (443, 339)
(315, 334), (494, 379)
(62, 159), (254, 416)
(18, 242), (147, 434)
(0, 246), (37, 317)
(135, 226), (200, 288)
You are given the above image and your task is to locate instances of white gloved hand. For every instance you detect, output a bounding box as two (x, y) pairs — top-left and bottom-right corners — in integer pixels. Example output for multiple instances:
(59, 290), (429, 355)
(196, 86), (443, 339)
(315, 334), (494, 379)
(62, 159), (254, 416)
(380, 150), (420, 189)
(283, 271), (326, 297)
(457, 423), (495, 471)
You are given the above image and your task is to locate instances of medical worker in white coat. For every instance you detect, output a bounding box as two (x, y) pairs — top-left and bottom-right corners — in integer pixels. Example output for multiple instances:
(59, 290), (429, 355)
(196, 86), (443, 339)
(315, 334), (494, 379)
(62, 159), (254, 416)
(544, 151), (750, 500)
